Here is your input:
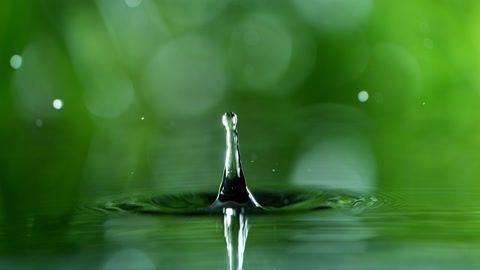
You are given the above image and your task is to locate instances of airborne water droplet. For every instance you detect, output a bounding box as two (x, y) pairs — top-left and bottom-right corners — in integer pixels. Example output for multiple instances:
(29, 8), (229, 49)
(53, 99), (64, 110)
(10, 54), (23, 69)
(358, 90), (369, 102)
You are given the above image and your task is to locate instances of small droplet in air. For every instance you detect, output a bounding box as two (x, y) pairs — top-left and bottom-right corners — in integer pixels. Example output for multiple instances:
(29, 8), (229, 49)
(10, 55), (23, 69)
(358, 91), (369, 102)
(53, 99), (64, 110)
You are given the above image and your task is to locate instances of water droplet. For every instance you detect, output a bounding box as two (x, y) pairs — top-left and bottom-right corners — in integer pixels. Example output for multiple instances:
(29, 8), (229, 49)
(10, 55), (23, 69)
(35, 119), (43, 127)
(52, 99), (64, 110)
(272, 169), (276, 173)
(141, 117), (145, 120)
(358, 90), (369, 102)
(422, 102), (426, 105)
(131, 171), (134, 175)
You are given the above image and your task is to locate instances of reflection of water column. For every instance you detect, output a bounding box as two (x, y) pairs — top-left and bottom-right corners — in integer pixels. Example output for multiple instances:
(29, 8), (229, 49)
(223, 208), (249, 270)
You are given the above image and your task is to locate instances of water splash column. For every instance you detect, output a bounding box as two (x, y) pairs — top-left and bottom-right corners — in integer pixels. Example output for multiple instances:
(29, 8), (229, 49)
(213, 112), (255, 270)
(212, 112), (260, 209)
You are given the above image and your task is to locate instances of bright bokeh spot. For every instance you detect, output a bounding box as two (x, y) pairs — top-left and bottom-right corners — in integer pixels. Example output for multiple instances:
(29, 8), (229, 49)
(10, 54), (23, 69)
(293, 0), (372, 32)
(271, 18), (317, 94)
(64, 7), (135, 119)
(83, 74), (135, 118)
(53, 99), (64, 110)
(14, 43), (55, 117)
(96, 0), (170, 70)
(228, 12), (292, 92)
(358, 91), (369, 102)
(157, 0), (228, 30)
(142, 35), (226, 116)
(291, 136), (375, 192)
(125, 0), (142, 8)
(291, 104), (375, 192)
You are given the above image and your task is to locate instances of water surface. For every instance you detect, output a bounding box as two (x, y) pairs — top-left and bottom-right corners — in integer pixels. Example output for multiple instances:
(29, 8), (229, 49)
(2, 187), (480, 270)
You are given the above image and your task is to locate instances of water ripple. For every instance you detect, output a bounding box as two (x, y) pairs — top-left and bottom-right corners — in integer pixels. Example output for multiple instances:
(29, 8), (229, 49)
(85, 187), (396, 216)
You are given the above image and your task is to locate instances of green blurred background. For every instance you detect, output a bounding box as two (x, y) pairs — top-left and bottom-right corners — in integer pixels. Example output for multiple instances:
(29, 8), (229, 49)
(1, 0), (480, 256)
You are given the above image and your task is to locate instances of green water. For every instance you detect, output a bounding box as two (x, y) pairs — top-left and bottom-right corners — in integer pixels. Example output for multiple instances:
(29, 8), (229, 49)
(2, 188), (480, 270)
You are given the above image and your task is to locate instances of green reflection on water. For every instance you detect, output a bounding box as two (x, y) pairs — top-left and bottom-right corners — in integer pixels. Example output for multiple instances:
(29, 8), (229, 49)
(3, 189), (480, 270)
